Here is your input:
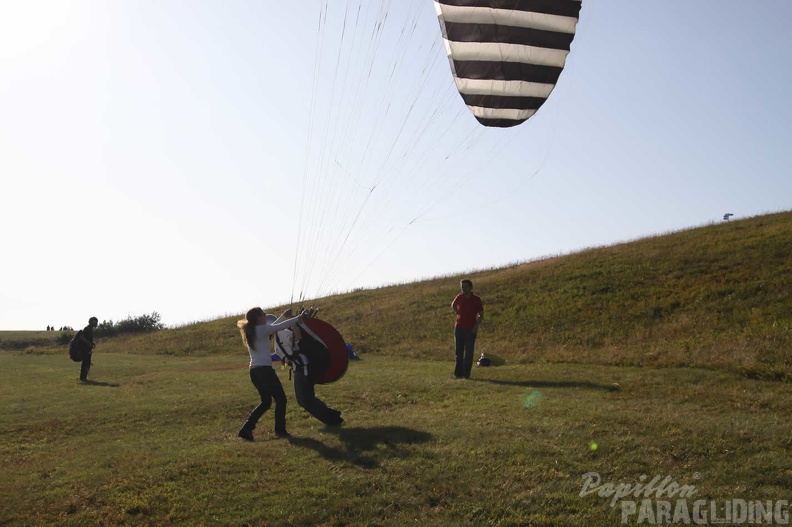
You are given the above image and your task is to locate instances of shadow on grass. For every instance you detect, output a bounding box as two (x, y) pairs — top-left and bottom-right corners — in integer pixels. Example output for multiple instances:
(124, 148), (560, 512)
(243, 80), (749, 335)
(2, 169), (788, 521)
(468, 377), (620, 391)
(79, 379), (120, 387)
(288, 426), (433, 469)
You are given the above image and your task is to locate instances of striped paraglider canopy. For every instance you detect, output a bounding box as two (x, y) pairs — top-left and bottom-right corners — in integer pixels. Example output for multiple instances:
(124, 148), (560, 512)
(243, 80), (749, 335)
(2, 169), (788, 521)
(434, 0), (582, 128)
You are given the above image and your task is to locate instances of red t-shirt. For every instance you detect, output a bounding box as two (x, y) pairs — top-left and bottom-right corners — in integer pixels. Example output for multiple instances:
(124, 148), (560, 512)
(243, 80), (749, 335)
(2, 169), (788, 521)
(452, 293), (484, 329)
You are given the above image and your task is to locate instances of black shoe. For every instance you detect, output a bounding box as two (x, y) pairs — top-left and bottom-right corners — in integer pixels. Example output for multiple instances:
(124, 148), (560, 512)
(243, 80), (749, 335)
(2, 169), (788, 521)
(238, 428), (254, 442)
(326, 417), (344, 427)
(275, 430), (292, 439)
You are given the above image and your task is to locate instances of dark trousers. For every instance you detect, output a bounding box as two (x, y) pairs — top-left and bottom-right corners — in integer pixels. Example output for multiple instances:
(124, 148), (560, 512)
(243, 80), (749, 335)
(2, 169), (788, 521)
(80, 351), (92, 381)
(243, 366), (287, 433)
(454, 327), (477, 378)
(293, 366), (341, 425)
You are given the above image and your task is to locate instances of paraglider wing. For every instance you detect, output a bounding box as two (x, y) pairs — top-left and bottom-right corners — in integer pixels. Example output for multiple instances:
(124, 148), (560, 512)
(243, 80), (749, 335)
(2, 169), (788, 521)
(434, 0), (582, 127)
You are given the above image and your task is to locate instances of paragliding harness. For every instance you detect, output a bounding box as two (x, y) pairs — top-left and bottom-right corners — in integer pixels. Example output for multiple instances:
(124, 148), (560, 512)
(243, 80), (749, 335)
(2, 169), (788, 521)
(274, 321), (330, 381)
(68, 330), (86, 362)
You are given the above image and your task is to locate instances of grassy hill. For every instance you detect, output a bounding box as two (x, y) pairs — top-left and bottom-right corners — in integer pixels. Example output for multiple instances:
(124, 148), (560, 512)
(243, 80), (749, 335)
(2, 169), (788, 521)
(5, 210), (791, 380)
(2, 211), (791, 526)
(96, 210), (792, 381)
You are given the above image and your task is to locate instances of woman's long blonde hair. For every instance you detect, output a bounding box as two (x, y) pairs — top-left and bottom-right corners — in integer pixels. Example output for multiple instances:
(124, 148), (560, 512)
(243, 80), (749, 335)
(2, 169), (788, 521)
(237, 307), (264, 350)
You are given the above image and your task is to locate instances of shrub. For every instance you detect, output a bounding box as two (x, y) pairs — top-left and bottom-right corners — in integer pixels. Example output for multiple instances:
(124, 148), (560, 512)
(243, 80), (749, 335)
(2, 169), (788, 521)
(57, 331), (74, 345)
(95, 312), (166, 338)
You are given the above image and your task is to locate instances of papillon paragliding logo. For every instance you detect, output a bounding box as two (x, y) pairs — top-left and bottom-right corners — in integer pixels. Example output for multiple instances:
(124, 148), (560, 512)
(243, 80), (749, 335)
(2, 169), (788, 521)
(433, 0), (583, 128)
(580, 472), (791, 525)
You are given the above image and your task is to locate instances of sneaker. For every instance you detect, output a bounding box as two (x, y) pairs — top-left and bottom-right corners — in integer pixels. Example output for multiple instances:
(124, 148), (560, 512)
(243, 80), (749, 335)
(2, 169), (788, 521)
(326, 417), (344, 427)
(275, 430), (292, 439)
(238, 428), (254, 442)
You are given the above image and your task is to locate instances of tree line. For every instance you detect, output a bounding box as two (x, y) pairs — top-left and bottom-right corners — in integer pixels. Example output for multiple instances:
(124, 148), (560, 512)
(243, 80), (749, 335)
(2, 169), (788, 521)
(57, 312), (165, 344)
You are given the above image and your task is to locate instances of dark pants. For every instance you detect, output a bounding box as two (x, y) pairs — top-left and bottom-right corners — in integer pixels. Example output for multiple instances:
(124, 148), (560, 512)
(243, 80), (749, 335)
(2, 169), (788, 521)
(243, 366), (287, 433)
(80, 351), (92, 381)
(454, 327), (477, 378)
(293, 366), (341, 425)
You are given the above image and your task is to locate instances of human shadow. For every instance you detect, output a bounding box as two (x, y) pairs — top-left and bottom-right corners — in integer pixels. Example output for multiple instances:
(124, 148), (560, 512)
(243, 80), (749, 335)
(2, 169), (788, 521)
(79, 380), (120, 388)
(286, 436), (356, 464)
(288, 426), (433, 469)
(468, 377), (620, 392)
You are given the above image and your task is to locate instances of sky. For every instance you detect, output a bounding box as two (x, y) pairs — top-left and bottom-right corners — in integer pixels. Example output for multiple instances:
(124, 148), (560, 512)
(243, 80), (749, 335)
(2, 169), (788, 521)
(2, 1), (791, 331)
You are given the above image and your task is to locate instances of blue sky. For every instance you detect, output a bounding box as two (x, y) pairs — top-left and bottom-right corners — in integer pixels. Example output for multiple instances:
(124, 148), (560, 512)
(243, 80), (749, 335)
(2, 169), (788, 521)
(2, 1), (791, 330)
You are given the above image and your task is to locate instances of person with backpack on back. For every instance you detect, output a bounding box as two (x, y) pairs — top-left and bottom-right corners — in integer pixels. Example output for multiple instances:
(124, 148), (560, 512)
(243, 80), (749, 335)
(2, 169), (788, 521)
(79, 317), (99, 381)
(274, 308), (344, 427)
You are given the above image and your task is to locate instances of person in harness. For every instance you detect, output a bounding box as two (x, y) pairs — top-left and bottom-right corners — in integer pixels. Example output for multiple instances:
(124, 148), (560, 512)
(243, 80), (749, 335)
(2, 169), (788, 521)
(275, 309), (344, 427)
(79, 317), (99, 381)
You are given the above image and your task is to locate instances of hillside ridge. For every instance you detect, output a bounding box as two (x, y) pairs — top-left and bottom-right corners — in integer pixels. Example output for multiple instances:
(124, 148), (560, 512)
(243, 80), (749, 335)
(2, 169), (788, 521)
(9, 211), (792, 380)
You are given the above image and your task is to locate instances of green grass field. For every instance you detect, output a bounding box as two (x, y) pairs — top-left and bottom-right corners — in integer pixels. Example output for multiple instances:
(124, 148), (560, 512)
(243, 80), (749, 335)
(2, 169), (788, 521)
(2, 351), (791, 526)
(3, 211), (791, 526)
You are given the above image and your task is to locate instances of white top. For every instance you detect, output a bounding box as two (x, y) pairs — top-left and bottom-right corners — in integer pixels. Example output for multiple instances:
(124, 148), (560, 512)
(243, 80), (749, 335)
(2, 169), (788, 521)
(247, 316), (301, 368)
(274, 317), (311, 374)
(275, 328), (295, 358)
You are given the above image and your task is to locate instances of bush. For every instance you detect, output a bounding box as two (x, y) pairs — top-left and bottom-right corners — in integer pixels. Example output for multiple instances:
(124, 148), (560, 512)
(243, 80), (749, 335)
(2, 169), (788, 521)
(95, 312), (166, 338)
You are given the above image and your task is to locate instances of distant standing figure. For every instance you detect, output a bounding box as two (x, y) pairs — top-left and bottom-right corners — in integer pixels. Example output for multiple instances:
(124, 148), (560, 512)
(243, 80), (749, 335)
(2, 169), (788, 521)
(79, 317), (99, 381)
(451, 279), (484, 379)
(236, 307), (304, 441)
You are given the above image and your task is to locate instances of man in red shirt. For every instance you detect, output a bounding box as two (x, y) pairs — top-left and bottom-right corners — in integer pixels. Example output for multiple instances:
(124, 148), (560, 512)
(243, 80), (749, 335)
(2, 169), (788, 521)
(451, 279), (484, 379)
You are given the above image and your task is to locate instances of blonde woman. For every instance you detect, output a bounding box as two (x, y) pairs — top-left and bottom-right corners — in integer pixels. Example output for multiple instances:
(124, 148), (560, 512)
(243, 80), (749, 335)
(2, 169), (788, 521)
(237, 307), (302, 441)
